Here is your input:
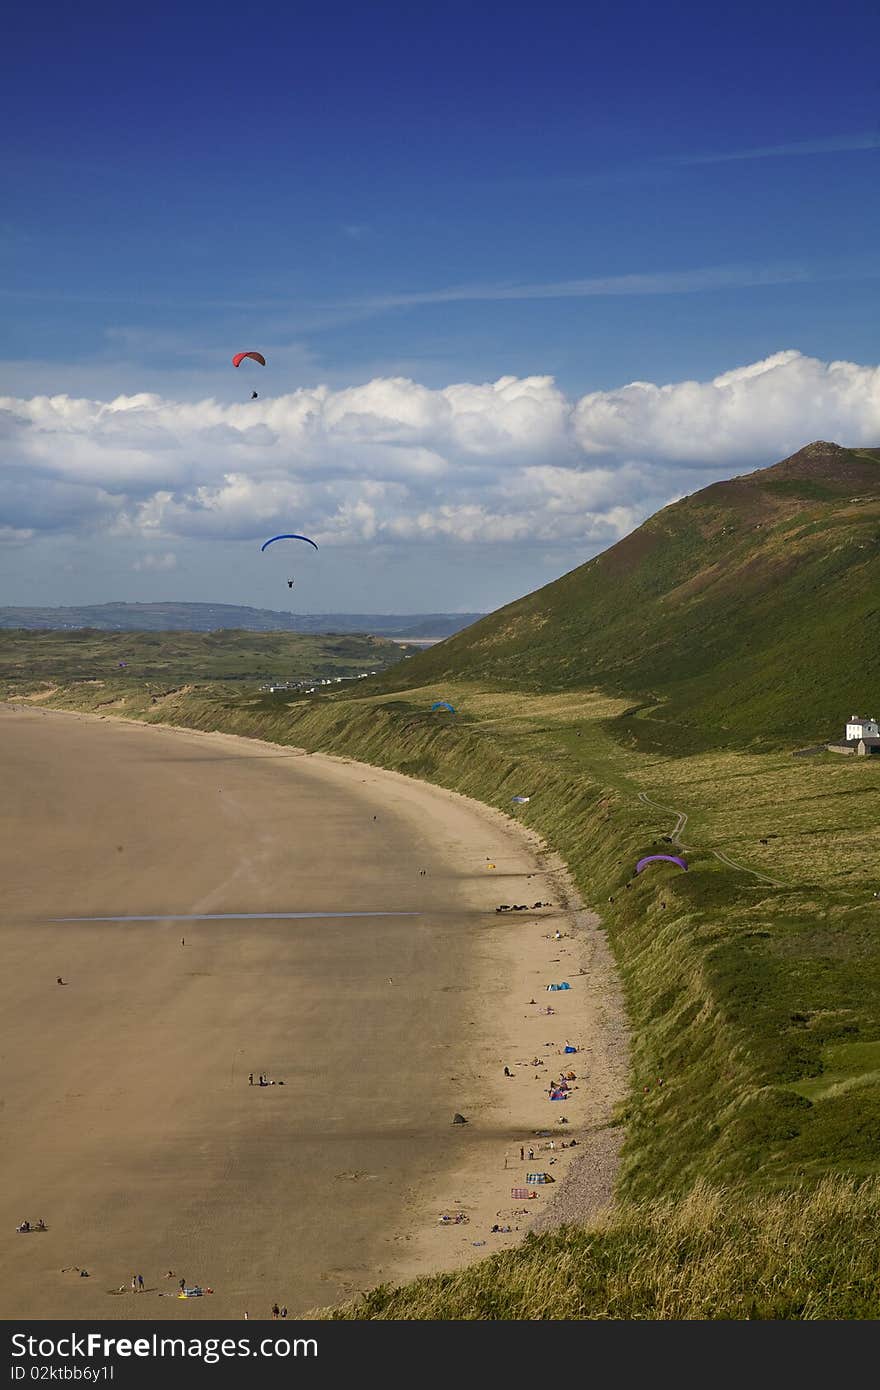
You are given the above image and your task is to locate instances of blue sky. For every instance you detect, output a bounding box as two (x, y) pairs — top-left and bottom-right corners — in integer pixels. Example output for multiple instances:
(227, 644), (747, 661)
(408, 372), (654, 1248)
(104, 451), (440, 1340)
(2, 1), (879, 611)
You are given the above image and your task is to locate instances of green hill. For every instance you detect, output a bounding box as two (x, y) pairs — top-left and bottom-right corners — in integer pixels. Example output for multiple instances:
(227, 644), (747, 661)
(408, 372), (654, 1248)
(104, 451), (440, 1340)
(384, 442), (880, 750)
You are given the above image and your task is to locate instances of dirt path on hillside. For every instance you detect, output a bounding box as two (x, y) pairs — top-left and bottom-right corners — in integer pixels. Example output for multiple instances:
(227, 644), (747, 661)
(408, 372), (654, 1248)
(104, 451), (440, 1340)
(637, 791), (786, 887)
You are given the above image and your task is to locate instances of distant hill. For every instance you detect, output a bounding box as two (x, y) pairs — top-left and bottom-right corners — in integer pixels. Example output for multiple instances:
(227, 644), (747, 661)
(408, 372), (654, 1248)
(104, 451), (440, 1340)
(0, 603), (484, 640)
(0, 628), (413, 687)
(380, 442), (880, 748)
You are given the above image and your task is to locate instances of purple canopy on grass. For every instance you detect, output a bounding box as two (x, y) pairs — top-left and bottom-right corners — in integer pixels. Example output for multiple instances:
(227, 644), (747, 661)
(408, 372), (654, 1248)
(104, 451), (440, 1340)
(635, 854), (688, 874)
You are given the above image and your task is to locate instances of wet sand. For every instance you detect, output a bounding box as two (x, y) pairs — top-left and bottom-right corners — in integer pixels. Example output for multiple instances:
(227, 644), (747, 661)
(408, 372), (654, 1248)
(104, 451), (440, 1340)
(0, 707), (627, 1319)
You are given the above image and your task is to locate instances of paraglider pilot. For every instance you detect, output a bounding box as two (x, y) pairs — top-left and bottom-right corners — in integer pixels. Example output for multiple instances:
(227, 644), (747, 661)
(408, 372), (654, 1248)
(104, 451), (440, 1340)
(287, 579), (294, 589)
(251, 391), (258, 400)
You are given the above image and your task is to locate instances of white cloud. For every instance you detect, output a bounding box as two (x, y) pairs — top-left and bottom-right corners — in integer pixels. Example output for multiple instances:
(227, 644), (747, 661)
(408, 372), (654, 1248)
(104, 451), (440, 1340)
(132, 552), (177, 572)
(572, 351), (880, 465)
(1, 351), (879, 566)
(0, 525), (35, 544)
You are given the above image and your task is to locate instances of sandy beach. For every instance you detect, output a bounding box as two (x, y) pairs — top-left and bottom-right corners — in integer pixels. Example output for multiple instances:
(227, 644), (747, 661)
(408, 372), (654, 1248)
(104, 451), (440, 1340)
(0, 705), (627, 1319)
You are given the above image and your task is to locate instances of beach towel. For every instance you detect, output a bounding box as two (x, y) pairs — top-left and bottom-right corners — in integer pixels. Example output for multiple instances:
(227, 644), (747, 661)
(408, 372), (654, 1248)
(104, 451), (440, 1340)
(564, 1046), (577, 1053)
(510, 1188), (531, 1200)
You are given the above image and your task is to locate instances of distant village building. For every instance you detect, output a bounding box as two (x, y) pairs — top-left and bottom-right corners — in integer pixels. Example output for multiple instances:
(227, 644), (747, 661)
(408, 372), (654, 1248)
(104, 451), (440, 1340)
(827, 715), (880, 756)
(846, 716), (879, 741)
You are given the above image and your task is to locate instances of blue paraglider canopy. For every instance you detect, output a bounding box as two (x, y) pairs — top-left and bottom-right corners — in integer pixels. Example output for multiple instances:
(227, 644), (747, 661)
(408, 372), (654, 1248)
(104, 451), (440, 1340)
(635, 854), (688, 874)
(260, 534), (318, 552)
(431, 701), (455, 713)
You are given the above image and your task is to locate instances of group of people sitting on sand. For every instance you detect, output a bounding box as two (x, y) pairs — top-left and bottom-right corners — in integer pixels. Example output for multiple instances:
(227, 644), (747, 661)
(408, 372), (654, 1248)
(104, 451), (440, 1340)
(496, 902), (552, 913)
(16, 1219), (46, 1233)
(549, 1070), (576, 1101)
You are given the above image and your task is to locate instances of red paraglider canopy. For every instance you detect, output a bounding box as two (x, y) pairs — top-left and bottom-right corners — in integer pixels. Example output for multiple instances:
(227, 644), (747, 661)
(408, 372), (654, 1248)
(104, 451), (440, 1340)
(232, 351), (266, 368)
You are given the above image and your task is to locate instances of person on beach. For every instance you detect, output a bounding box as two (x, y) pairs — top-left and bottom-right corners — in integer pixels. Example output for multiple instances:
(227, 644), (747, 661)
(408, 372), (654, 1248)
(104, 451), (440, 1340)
(249, 1073), (254, 1085)
(281, 1306), (288, 1319)
(272, 1303), (280, 1320)
(138, 1273), (144, 1291)
(520, 1147), (524, 1160)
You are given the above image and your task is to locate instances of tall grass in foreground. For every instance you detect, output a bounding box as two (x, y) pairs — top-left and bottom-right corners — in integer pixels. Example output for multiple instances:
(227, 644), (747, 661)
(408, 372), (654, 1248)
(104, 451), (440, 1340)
(322, 1180), (880, 1319)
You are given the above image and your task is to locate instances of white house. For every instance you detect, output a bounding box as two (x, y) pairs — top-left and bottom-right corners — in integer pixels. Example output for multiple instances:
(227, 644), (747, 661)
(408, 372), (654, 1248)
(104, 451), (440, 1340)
(846, 715), (879, 741)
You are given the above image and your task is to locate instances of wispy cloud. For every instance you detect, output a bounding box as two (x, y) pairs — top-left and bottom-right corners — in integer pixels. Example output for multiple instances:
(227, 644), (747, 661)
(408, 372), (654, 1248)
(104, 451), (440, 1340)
(354, 262), (815, 311)
(677, 131), (880, 166)
(486, 130), (880, 195)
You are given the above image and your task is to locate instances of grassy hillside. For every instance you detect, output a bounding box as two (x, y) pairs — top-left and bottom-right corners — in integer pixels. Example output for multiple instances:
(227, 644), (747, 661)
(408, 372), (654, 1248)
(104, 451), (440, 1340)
(379, 442), (880, 751)
(321, 1180), (880, 1319)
